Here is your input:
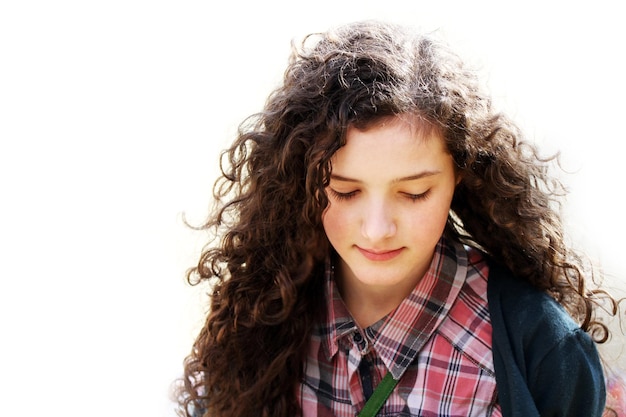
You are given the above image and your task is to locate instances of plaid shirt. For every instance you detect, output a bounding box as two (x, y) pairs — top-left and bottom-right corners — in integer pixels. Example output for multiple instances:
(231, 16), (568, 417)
(299, 238), (502, 417)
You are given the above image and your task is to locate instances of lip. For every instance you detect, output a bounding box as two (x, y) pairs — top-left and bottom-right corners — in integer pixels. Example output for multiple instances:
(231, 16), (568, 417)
(357, 246), (404, 261)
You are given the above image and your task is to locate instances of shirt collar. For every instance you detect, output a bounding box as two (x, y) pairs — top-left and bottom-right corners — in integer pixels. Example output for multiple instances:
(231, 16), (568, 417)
(321, 236), (468, 380)
(321, 256), (359, 357)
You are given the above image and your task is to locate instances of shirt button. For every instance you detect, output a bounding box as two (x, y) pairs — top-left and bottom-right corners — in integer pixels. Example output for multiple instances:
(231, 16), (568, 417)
(353, 332), (363, 343)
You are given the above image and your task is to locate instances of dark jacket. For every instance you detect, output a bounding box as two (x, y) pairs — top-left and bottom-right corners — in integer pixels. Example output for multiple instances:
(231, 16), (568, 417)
(487, 262), (606, 417)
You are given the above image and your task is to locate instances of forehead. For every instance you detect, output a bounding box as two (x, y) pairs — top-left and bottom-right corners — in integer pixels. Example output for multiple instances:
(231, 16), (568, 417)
(351, 114), (439, 139)
(330, 115), (451, 180)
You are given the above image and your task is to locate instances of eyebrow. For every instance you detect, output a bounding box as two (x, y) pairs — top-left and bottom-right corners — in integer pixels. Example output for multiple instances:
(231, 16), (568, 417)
(330, 170), (441, 184)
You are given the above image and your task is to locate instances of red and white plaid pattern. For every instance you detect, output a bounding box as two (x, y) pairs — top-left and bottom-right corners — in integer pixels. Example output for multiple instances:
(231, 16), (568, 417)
(299, 238), (502, 416)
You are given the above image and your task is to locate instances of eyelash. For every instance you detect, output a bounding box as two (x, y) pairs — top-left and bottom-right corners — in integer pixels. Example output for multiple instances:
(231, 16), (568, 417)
(329, 189), (430, 202)
(329, 189), (358, 201)
(405, 190), (431, 201)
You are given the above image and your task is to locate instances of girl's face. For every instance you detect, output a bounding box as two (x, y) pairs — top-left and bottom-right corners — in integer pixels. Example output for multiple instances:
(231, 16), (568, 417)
(322, 116), (459, 298)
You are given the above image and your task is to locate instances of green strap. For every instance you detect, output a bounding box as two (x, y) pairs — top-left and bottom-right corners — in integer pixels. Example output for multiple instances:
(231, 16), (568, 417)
(357, 372), (399, 417)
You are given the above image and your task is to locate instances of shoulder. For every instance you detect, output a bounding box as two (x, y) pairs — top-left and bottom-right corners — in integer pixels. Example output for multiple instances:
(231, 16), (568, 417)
(463, 250), (576, 342)
(486, 260), (606, 417)
(486, 260), (580, 341)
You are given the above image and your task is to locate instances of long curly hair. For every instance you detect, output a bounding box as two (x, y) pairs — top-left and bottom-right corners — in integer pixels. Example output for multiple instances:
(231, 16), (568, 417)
(176, 20), (618, 417)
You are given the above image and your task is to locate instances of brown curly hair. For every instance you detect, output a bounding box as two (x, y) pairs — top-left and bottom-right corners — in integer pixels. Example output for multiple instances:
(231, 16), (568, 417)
(176, 20), (618, 417)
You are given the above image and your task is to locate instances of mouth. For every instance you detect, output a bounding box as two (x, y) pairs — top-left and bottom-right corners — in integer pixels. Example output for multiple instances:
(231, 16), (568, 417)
(357, 247), (404, 261)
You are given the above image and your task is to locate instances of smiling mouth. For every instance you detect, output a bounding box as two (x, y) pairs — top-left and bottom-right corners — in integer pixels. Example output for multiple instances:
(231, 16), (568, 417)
(357, 247), (404, 261)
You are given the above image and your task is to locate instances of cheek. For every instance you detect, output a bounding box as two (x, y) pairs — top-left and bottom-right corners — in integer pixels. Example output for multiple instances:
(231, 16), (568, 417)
(322, 205), (350, 242)
(428, 193), (455, 231)
(405, 193), (454, 237)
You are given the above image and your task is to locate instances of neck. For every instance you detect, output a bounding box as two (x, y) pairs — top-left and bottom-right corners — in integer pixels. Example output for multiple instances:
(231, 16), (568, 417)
(343, 288), (401, 328)
(335, 264), (426, 328)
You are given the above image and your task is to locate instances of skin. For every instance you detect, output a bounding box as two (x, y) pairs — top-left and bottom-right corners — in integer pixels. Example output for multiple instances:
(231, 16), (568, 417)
(322, 115), (459, 327)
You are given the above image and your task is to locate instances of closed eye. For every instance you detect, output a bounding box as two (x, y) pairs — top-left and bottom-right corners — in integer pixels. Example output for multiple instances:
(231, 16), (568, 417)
(403, 190), (431, 202)
(329, 189), (359, 201)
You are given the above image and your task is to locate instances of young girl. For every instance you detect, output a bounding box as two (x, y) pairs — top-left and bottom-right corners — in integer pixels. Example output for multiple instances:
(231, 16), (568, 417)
(176, 20), (622, 417)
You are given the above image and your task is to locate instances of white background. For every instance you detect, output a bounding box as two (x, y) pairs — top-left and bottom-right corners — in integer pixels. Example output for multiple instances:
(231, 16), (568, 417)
(1, 1), (624, 415)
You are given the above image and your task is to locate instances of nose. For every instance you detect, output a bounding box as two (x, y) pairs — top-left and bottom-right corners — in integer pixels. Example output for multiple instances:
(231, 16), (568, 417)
(361, 199), (396, 241)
